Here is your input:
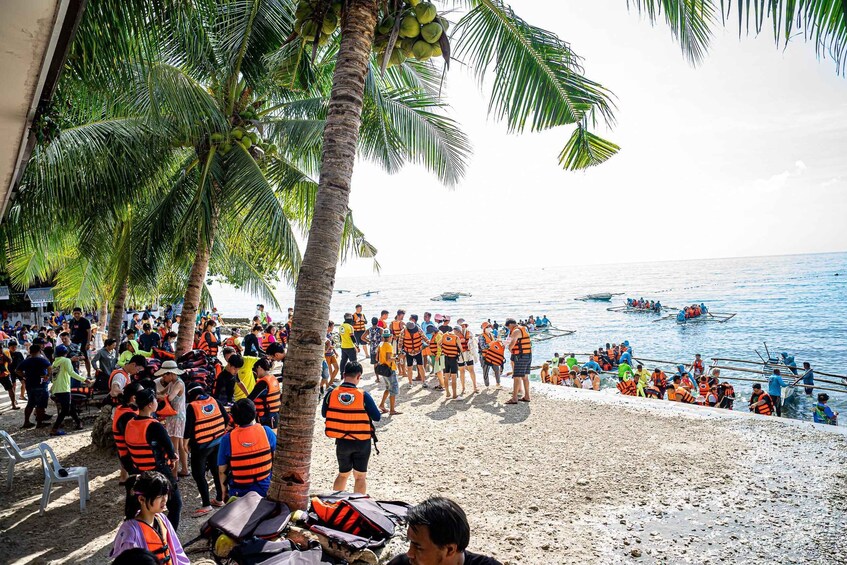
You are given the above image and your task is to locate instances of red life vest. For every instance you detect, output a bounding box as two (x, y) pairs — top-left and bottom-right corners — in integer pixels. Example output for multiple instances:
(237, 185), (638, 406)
(228, 424), (273, 486)
(254, 375), (281, 421)
(189, 397), (226, 446)
(112, 405), (138, 457)
(137, 515), (172, 564)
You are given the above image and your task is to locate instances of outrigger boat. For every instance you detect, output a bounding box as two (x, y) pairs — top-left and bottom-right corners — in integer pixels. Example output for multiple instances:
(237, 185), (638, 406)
(499, 325), (575, 341)
(356, 290), (380, 297)
(575, 292), (623, 302)
(334, 289), (351, 294)
(607, 304), (673, 314)
(653, 311), (736, 324)
(430, 291), (472, 302)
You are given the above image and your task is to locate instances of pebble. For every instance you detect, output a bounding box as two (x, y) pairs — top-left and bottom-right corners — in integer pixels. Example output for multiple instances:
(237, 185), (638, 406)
(631, 548), (642, 558)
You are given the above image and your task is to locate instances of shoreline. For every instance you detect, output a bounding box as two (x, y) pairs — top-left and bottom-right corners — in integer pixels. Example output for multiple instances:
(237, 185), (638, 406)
(0, 370), (844, 564)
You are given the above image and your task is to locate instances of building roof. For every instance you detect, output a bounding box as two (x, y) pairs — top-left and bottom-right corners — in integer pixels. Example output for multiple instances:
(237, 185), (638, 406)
(25, 287), (54, 305)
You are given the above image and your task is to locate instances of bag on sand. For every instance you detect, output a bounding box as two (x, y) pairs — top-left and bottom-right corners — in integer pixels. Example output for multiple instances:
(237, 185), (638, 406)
(310, 492), (408, 540)
(201, 491), (283, 541)
(308, 524), (387, 552)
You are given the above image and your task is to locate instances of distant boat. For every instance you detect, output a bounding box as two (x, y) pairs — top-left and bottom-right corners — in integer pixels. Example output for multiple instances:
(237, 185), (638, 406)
(356, 290), (380, 297)
(430, 292), (472, 302)
(575, 292), (622, 302)
(334, 289), (351, 294)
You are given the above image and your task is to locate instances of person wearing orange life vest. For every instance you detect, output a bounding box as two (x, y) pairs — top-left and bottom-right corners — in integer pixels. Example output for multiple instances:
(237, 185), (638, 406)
(124, 388), (183, 530)
(109, 471), (190, 564)
(113, 382), (145, 485)
(455, 319), (479, 395)
(390, 310), (407, 373)
(438, 327), (462, 399)
(670, 375), (696, 403)
(197, 320), (221, 358)
(184, 383), (229, 516)
(503, 319), (532, 405)
(690, 353), (705, 377)
(223, 328), (242, 354)
(217, 398), (276, 499)
(479, 322), (504, 389)
(402, 316), (430, 388)
(322, 362), (382, 494)
(650, 368), (668, 400)
(617, 375), (637, 396)
(426, 325), (446, 390)
(716, 375), (736, 410)
(352, 304), (369, 358)
(749, 383), (774, 416)
(109, 355), (147, 405)
(248, 357), (281, 427)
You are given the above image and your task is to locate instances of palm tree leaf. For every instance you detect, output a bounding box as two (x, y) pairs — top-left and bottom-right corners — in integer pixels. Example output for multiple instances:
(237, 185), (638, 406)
(559, 125), (621, 170)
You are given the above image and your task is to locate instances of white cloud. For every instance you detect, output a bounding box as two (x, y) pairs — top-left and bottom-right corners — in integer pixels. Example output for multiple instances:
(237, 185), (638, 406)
(751, 161), (808, 193)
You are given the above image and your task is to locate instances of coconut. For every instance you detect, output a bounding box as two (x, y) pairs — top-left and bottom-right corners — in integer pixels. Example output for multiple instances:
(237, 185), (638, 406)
(241, 137), (253, 149)
(214, 534), (237, 558)
(295, 2), (312, 21)
(431, 43), (442, 57)
(421, 21), (443, 44)
(301, 20), (319, 40)
(412, 40), (433, 61)
(407, 0), (421, 6)
(249, 132), (259, 144)
(210, 132), (225, 143)
(219, 142), (232, 155)
(399, 15), (420, 38)
(414, 2), (437, 25)
(322, 12), (338, 34)
(390, 48), (407, 68)
(399, 38), (416, 57)
(331, 0), (342, 16)
(231, 128), (244, 140)
(438, 16), (450, 32)
(377, 16), (395, 36)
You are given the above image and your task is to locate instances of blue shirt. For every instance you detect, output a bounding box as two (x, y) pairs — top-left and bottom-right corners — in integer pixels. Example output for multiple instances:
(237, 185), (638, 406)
(619, 351), (632, 366)
(217, 424), (277, 496)
(321, 382), (381, 422)
(583, 360), (601, 372)
(813, 403), (836, 424)
(767, 374), (788, 397)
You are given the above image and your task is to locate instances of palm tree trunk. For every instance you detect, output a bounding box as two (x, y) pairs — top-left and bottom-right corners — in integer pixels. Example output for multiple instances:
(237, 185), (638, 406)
(107, 281), (128, 342)
(267, 0), (379, 511)
(176, 202), (220, 356)
(98, 301), (109, 343)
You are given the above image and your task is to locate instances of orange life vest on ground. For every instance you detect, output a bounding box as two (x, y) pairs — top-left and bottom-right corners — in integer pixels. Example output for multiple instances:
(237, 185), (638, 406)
(125, 418), (162, 471)
(112, 405), (138, 457)
(402, 329), (423, 355)
(440, 334), (461, 358)
(483, 341), (505, 366)
(229, 424), (273, 486)
(224, 336), (241, 354)
(189, 397), (226, 446)
(353, 313), (367, 332)
(198, 331), (220, 357)
(254, 374), (281, 421)
(510, 326), (532, 355)
(324, 386), (373, 441)
(137, 515), (172, 564)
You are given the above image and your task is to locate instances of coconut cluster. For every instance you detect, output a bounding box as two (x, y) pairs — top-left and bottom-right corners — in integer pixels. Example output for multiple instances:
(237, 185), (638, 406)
(294, 0), (342, 47)
(210, 105), (277, 158)
(374, 1), (448, 67)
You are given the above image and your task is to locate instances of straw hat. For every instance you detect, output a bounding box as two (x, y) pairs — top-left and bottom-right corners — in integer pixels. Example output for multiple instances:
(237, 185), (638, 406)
(154, 360), (185, 376)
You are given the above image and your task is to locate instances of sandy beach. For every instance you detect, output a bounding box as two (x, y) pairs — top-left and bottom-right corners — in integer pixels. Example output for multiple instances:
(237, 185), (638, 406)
(1, 374), (845, 565)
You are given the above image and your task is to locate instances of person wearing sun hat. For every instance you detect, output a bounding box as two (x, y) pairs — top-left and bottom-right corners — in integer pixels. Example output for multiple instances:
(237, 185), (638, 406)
(154, 360), (189, 476)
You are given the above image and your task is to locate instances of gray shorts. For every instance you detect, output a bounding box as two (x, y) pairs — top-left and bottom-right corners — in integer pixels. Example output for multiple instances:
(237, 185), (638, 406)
(384, 372), (399, 395)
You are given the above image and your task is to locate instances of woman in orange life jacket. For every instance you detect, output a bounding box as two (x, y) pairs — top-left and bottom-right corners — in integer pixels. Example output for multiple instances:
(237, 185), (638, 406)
(109, 471), (189, 564)
(197, 320), (221, 358)
(124, 388), (183, 530)
(540, 363), (551, 384)
(454, 319), (478, 395)
(113, 382), (145, 485)
(670, 375), (696, 403)
(249, 357), (282, 428)
(184, 383), (230, 516)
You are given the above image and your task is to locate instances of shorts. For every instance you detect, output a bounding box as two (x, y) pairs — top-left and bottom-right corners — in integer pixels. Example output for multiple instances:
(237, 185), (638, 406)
(431, 355), (445, 372)
(353, 330), (366, 345)
(405, 352), (423, 366)
(513, 354), (532, 377)
(383, 372), (399, 395)
(444, 356), (459, 374)
(72, 343), (89, 358)
(458, 351), (474, 367)
(321, 360), (329, 381)
(335, 439), (372, 473)
(0, 375), (12, 391)
(27, 386), (49, 409)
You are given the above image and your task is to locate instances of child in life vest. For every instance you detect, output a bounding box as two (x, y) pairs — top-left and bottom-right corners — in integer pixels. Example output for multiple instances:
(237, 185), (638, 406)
(110, 471), (189, 564)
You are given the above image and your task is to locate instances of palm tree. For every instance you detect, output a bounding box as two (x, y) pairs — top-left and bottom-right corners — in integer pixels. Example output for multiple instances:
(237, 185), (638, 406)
(270, 0), (847, 510)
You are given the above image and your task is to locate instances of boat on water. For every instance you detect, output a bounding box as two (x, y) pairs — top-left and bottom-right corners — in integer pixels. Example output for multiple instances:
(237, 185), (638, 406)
(653, 303), (736, 324)
(498, 325), (575, 341)
(334, 289), (351, 294)
(356, 290), (380, 297)
(430, 292), (472, 302)
(575, 292), (623, 302)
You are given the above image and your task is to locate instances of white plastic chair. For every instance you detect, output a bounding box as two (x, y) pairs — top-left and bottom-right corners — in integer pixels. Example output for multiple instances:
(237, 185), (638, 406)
(38, 443), (89, 515)
(0, 430), (42, 490)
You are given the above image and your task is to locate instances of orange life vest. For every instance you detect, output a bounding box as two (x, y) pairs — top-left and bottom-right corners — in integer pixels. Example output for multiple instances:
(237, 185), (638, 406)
(152, 347), (175, 360)
(510, 326), (532, 355)
(425, 332), (441, 357)
(229, 424), (273, 486)
(260, 334), (273, 349)
(483, 341), (505, 366)
(402, 329), (423, 355)
(540, 368), (550, 383)
(353, 313), (367, 332)
(198, 331), (220, 357)
(617, 379), (637, 396)
(112, 405), (138, 457)
(125, 418), (163, 471)
(693, 359), (704, 373)
(137, 515), (172, 564)
(698, 382), (711, 399)
(752, 392), (773, 415)
(440, 334), (461, 358)
(459, 329), (470, 352)
(254, 374), (281, 421)
(674, 386), (695, 404)
(189, 397), (226, 446)
(109, 368), (129, 390)
(390, 320), (404, 338)
(324, 386), (373, 441)
(651, 371), (667, 388)
(224, 336), (241, 354)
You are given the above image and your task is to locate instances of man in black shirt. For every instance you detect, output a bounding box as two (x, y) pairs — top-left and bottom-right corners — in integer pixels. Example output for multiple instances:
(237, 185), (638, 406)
(16, 344), (53, 428)
(388, 497), (501, 565)
(138, 323), (161, 352)
(68, 307), (92, 376)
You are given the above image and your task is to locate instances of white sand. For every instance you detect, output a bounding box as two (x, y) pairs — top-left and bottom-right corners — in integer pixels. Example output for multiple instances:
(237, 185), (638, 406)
(0, 375), (844, 564)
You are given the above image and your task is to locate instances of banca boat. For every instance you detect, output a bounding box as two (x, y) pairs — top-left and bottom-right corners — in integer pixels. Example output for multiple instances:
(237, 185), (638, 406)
(575, 292), (623, 302)
(430, 292), (472, 302)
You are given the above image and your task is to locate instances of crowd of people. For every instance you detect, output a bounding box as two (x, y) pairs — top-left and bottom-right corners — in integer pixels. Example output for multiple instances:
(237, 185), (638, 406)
(676, 302), (709, 321)
(625, 298), (663, 312)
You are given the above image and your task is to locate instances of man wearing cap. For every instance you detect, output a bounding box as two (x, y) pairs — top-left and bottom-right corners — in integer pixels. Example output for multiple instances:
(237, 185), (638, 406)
(504, 319), (532, 404)
(377, 329), (402, 415)
(455, 319), (478, 395)
(338, 313), (359, 378)
(184, 383), (230, 516)
(155, 360), (189, 477)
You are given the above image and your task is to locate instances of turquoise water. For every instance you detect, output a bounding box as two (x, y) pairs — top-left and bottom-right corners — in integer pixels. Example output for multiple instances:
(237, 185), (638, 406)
(210, 252), (847, 421)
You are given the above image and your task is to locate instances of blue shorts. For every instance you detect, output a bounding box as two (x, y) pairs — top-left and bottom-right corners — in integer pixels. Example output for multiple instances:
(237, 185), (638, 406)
(384, 372), (399, 395)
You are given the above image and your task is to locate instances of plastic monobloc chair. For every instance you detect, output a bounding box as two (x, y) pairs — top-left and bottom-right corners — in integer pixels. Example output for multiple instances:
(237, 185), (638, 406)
(37, 443), (89, 515)
(0, 430), (42, 490)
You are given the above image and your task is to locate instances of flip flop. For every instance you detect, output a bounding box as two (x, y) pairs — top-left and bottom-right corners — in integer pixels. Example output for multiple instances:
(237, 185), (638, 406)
(379, 407), (389, 414)
(505, 400), (518, 405)
(211, 500), (225, 508)
(193, 507), (213, 517)
(519, 398), (531, 402)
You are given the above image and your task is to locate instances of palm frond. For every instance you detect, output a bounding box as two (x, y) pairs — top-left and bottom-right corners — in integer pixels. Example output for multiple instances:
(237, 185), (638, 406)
(559, 124), (621, 170)
(627, 1), (716, 65)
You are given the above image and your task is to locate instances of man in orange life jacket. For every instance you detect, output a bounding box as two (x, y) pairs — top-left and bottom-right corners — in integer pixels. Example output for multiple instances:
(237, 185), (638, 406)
(184, 383), (230, 516)
(124, 388), (183, 530)
(322, 362), (382, 495)
(248, 357), (281, 427)
(504, 319), (532, 405)
(352, 304), (369, 358)
(109, 355), (147, 405)
(217, 398), (276, 499)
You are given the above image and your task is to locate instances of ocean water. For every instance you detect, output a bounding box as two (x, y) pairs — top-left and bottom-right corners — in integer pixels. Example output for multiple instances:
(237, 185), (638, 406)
(210, 252), (847, 421)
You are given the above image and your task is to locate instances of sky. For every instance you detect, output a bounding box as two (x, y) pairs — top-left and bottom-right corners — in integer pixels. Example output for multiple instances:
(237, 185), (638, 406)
(336, 1), (847, 277)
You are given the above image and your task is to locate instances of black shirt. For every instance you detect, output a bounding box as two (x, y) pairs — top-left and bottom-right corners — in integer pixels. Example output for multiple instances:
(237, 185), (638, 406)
(68, 316), (91, 344)
(388, 552), (501, 565)
(242, 333), (264, 357)
(17, 355), (52, 389)
(138, 332), (161, 352)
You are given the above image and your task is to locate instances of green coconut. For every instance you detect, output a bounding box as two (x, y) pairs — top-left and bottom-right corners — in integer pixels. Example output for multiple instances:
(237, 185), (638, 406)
(399, 15), (420, 38)
(407, 0), (421, 6)
(377, 16), (395, 35)
(231, 128), (244, 140)
(399, 38), (416, 57)
(390, 48), (406, 67)
(210, 132), (225, 143)
(373, 35), (389, 52)
(431, 43), (442, 57)
(295, 2), (312, 20)
(421, 21), (443, 43)
(249, 132), (260, 144)
(331, 0), (342, 16)
(437, 16), (449, 32)
(322, 12), (338, 34)
(412, 40), (433, 61)
(241, 137), (253, 149)
(414, 2), (437, 24)
(219, 142), (232, 155)
(301, 20), (319, 40)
